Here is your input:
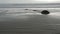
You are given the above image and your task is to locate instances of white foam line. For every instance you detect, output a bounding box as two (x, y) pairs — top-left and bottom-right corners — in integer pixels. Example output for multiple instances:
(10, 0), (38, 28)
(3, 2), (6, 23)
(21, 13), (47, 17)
(5, 13), (42, 16)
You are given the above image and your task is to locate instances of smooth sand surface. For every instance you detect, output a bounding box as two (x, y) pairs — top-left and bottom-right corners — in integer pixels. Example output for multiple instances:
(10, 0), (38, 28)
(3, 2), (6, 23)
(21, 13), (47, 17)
(0, 8), (60, 34)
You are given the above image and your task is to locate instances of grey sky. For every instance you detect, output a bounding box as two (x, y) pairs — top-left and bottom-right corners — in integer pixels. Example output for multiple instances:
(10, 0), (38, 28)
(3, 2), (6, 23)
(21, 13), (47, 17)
(0, 0), (60, 4)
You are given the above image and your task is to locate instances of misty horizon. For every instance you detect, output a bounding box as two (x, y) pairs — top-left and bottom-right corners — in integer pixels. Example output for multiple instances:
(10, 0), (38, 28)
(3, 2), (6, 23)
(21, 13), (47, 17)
(0, 3), (60, 8)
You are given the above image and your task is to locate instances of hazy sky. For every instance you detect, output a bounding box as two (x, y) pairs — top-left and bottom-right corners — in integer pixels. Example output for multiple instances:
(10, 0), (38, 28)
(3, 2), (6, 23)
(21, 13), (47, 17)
(0, 0), (60, 4)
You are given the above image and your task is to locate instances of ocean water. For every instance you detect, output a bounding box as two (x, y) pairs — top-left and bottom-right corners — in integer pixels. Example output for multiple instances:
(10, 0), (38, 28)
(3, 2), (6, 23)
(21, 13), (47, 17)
(0, 8), (60, 34)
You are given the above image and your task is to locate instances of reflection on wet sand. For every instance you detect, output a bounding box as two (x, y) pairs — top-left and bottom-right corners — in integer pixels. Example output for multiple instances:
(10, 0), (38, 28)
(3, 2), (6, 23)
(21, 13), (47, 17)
(48, 12), (60, 19)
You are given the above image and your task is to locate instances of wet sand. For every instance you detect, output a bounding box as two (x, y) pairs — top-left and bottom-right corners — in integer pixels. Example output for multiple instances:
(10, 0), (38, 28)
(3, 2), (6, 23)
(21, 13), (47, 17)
(0, 15), (60, 34)
(0, 8), (60, 34)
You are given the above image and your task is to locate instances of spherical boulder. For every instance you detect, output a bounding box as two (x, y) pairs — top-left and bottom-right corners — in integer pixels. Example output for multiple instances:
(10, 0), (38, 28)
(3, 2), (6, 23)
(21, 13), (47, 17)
(41, 10), (50, 15)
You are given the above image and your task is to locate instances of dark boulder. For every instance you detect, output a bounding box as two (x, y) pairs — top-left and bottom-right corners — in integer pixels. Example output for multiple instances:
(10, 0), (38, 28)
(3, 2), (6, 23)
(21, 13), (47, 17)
(25, 9), (28, 10)
(41, 10), (50, 15)
(33, 10), (37, 11)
